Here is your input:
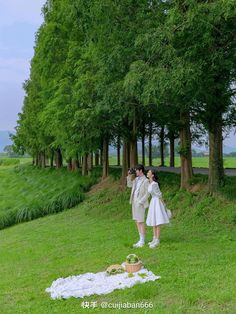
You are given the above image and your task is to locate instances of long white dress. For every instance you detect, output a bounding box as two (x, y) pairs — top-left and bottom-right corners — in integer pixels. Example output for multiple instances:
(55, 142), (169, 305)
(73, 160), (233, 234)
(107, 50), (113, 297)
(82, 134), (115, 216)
(146, 181), (170, 226)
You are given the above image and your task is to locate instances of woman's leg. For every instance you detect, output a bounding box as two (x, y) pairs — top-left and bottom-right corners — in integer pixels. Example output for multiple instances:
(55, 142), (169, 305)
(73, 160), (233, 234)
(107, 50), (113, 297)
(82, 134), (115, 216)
(149, 225), (161, 248)
(152, 226), (156, 239)
(154, 225), (161, 239)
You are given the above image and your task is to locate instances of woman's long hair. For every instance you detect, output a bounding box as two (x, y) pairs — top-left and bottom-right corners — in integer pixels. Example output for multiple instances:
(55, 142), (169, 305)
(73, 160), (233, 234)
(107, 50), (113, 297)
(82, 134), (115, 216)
(149, 169), (161, 189)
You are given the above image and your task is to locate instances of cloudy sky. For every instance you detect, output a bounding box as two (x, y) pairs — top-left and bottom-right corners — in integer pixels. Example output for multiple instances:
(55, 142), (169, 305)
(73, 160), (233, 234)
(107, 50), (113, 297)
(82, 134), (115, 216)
(0, 0), (45, 130)
(0, 0), (235, 148)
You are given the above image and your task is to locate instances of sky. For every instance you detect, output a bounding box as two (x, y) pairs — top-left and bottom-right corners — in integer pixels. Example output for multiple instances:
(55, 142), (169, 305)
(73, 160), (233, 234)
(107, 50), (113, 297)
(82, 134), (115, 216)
(0, 0), (235, 148)
(0, 0), (45, 130)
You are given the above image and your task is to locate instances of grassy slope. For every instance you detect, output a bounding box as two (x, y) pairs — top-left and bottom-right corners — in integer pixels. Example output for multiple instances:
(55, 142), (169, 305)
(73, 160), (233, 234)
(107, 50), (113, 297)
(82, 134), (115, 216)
(1, 169), (236, 314)
(0, 165), (99, 229)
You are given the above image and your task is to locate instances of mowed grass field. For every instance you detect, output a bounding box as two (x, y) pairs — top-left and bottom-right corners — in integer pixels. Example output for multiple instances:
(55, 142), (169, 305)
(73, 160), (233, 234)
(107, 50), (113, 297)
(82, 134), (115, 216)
(0, 165), (236, 313)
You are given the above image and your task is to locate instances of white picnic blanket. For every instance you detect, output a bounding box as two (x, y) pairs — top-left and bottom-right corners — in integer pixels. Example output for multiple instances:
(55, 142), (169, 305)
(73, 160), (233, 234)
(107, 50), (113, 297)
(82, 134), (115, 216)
(45, 263), (160, 299)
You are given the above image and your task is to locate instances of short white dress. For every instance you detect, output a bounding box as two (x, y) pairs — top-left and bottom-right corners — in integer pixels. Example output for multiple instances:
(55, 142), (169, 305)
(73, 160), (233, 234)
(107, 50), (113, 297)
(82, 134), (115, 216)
(146, 181), (170, 226)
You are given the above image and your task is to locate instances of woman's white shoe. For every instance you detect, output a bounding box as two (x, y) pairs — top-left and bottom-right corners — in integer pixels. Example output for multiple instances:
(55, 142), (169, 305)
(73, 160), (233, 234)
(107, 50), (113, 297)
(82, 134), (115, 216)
(148, 239), (155, 245)
(133, 240), (145, 248)
(149, 239), (160, 248)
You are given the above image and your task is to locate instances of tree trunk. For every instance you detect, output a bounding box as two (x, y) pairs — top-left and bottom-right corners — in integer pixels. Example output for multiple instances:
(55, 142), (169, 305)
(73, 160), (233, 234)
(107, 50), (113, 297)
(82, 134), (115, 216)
(82, 153), (88, 176)
(208, 115), (224, 193)
(102, 137), (109, 179)
(169, 131), (175, 167)
(50, 150), (54, 168)
(67, 158), (72, 171)
(35, 153), (39, 166)
(42, 150), (46, 168)
(72, 156), (79, 171)
(121, 139), (129, 186)
(39, 151), (46, 168)
(55, 148), (63, 168)
(148, 121), (152, 166)
(117, 134), (121, 166)
(160, 126), (165, 167)
(179, 110), (193, 189)
(95, 150), (99, 166)
(88, 153), (93, 176)
(130, 110), (138, 167)
(100, 142), (103, 166)
(127, 141), (130, 169)
(141, 126), (145, 166)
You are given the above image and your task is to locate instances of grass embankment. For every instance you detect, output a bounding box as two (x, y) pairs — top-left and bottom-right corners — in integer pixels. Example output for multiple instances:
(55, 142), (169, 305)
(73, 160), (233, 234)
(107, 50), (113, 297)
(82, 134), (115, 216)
(0, 167), (236, 313)
(0, 164), (100, 230)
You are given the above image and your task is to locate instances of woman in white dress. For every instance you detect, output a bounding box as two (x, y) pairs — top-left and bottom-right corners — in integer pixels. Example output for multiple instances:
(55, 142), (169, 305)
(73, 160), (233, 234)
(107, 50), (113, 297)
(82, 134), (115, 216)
(146, 169), (169, 248)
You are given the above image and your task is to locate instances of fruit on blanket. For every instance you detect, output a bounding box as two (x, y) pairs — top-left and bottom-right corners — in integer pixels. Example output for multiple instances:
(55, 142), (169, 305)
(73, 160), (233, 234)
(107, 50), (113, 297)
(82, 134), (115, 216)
(106, 264), (124, 275)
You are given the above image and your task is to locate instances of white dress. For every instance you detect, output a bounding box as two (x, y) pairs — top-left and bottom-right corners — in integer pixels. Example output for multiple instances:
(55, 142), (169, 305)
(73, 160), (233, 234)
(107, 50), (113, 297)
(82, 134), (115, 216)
(146, 181), (170, 226)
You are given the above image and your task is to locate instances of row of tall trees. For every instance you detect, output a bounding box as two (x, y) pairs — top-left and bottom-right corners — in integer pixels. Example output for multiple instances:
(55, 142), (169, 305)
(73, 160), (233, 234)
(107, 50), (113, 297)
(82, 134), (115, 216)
(13, 0), (236, 193)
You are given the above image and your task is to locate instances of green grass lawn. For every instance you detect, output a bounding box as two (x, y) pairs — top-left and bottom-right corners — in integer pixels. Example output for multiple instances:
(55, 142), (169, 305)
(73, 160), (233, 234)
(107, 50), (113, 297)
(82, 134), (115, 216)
(109, 156), (236, 168)
(0, 166), (236, 313)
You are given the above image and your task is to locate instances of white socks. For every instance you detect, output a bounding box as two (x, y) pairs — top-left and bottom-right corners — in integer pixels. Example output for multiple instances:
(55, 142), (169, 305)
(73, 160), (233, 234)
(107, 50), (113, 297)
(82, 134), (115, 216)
(139, 233), (145, 243)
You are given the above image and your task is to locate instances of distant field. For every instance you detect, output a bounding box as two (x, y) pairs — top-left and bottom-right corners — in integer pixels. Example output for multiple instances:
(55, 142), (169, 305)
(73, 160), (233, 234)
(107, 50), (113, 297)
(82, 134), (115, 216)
(1, 155), (236, 168)
(108, 156), (236, 168)
(0, 157), (32, 166)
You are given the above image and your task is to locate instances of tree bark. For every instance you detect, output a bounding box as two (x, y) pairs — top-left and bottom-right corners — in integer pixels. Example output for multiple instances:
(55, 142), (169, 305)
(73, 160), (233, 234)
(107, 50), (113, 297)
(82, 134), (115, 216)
(127, 141), (130, 169)
(50, 150), (54, 168)
(102, 136), (109, 179)
(72, 153), (79, 170)
(208, 114), (224, 193)
(160, 126), (165, 167)
(169, 131), (175, 167)
(179, 110), (193, 189)
(67, 158), (72, 171)
(117, 134), (121, 166)
(88, 153), (93, 176)
(141, 133), (145, 166)
(95, 150), (99, 166)
(72, 158), (79, 171)
(130, 110), (138, 167)
(100, 142), (103, 166)
(121, 139), (129, 186)
(39, 151), (46, 168)
(35, 153), (39, 166)
(82, 153), (88, 176)
(55, 148), (63, 168)
(148, 121), (152, 166)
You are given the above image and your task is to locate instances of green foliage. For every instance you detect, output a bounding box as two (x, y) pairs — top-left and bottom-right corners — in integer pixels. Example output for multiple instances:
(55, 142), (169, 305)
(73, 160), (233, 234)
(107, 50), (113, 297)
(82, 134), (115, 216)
(12, 0), (236, 192)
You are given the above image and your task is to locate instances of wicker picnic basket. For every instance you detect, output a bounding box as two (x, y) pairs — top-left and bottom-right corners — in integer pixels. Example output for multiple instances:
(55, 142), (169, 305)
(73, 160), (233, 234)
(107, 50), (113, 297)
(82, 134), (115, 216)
(125, 260), (142, 273)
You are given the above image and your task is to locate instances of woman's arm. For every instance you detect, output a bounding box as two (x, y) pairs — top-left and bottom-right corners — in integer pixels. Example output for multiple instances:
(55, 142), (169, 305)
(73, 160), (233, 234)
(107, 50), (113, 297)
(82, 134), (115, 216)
(152, 182), (162, 198)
